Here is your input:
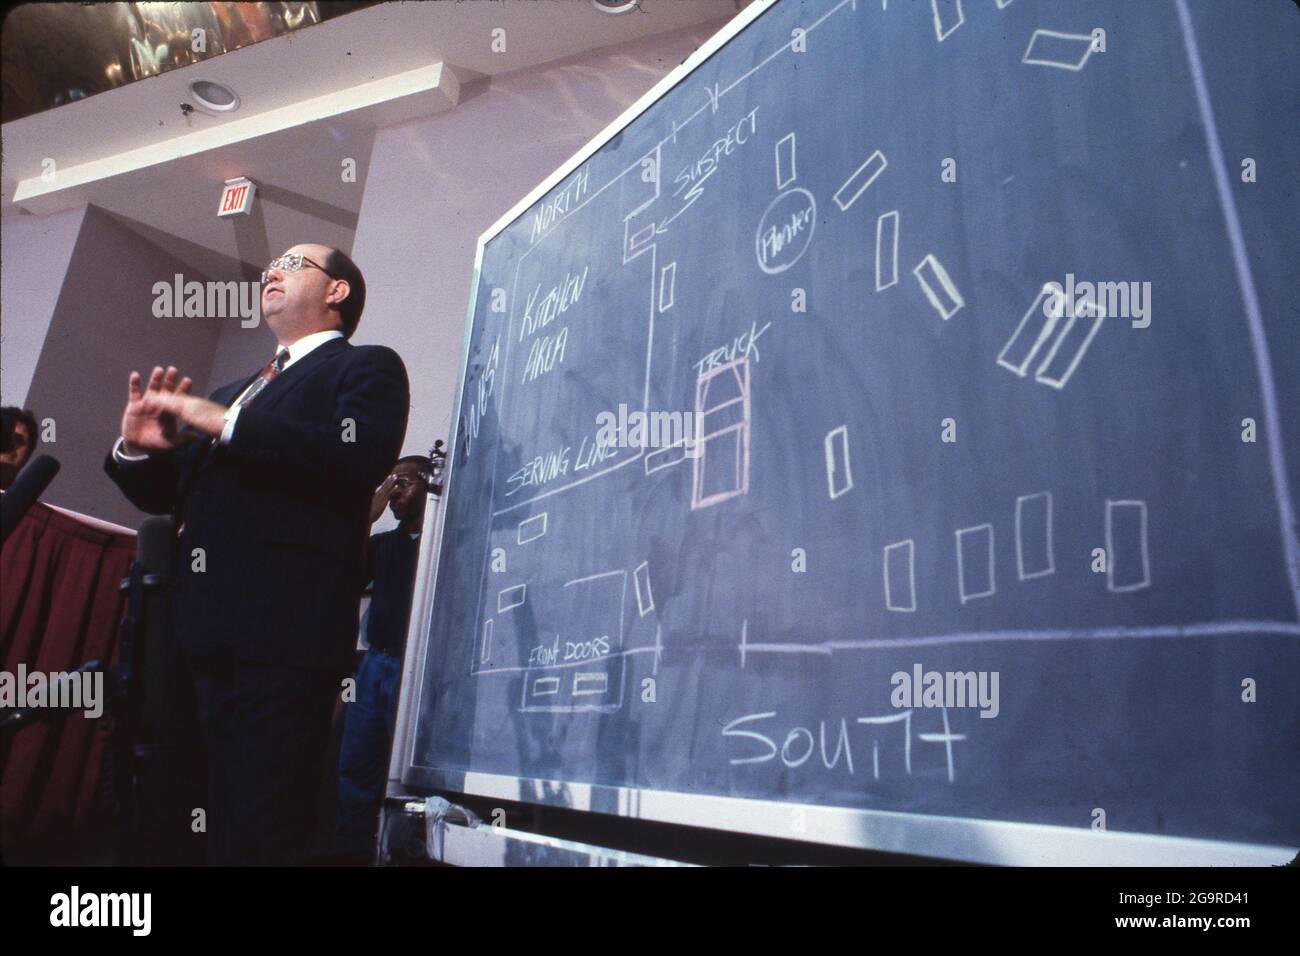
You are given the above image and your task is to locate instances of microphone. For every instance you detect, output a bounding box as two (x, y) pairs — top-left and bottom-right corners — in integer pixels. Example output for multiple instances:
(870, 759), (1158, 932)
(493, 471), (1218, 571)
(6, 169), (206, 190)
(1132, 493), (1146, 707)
(136, 515), (175, 576)
(0, 454), (60, 546)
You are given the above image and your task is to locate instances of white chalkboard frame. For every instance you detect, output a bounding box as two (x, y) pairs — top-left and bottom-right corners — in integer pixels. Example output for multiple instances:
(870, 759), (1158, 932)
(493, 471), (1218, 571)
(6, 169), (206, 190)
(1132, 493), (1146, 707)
(395, 0), (1295, 866)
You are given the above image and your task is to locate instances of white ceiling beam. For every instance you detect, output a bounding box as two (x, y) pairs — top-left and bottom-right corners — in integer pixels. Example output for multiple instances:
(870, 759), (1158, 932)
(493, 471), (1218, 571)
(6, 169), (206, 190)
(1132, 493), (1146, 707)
(14, 62), (461, 213)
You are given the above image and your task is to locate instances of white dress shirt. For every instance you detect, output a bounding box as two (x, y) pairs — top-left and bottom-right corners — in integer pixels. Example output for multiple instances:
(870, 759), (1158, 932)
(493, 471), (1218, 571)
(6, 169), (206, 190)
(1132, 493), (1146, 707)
(114, 329), (344, 463)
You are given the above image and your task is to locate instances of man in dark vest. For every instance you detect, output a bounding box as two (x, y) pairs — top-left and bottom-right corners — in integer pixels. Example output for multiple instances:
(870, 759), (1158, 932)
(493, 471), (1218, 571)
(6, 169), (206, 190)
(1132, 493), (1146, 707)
(334, 452), (431, 859)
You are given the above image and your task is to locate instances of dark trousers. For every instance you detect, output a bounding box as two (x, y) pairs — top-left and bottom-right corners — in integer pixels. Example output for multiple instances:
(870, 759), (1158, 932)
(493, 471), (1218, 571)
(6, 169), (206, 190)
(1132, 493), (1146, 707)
(190, 657), (339, 865)
(335, 649), (402, 853)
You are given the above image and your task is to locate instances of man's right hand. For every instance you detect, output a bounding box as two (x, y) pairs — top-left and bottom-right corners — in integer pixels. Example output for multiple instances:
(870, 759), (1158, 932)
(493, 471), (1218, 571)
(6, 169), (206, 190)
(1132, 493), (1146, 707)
(369, 473), (397, 524)
(121, 366), (194, 455)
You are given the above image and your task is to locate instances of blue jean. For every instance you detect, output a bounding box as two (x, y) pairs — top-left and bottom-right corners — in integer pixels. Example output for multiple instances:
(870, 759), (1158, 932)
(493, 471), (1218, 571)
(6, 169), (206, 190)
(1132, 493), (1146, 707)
(335, 649), (402, 849)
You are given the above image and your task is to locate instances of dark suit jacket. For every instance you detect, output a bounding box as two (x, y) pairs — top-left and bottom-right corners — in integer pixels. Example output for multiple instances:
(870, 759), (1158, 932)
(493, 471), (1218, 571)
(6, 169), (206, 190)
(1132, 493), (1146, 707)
(104, 338), (409, 675)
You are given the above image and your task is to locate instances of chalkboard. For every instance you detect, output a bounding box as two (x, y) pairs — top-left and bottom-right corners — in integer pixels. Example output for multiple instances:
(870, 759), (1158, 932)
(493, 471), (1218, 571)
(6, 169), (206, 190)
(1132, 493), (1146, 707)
(405, 0), (1300, 863)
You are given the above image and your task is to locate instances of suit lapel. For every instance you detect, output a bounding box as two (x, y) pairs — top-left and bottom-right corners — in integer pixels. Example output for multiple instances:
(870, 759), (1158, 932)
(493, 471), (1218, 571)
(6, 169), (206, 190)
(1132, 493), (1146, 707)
(194, 338), (348, 475)
(188, 375), (255, 473)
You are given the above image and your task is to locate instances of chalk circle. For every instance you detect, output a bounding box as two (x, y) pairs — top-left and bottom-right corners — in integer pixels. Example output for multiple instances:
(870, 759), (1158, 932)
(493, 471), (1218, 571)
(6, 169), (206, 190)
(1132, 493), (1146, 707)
(755, 187), (817, 275)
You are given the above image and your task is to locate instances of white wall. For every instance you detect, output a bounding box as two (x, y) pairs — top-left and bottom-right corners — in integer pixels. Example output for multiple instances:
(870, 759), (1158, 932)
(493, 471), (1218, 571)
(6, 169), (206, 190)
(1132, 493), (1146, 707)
(22, 206), (225, 526)
(0, 207), (86, 407)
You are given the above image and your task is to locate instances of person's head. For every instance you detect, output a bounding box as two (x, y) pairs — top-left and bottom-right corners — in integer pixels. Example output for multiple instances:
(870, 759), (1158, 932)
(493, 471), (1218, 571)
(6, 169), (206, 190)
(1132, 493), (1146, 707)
(386, 455), (430, 529)
(259, 243), (365, 345)
(0, 407), (38, 490)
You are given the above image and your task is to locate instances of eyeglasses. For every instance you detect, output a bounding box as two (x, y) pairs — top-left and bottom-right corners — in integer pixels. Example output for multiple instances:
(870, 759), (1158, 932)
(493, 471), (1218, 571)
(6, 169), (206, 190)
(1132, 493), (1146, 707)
(260, 253), (330, 285)
(391, 476), (428, 490)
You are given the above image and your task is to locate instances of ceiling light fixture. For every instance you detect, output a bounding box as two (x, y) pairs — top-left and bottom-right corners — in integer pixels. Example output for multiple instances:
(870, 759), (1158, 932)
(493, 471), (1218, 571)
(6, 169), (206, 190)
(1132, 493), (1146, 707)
(188, 80), (240, 113)
(591, 0), (640, 14)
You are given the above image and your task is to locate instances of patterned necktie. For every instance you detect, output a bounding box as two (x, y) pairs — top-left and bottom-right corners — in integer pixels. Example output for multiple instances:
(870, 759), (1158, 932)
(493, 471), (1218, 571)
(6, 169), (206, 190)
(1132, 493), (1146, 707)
(234, 348), (289, 409)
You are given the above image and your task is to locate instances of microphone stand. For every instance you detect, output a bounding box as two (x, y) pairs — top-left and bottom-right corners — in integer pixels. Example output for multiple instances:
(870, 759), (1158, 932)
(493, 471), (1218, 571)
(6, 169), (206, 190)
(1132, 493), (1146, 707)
(0, 525), (180, 864)
(106, 553), (179, 865)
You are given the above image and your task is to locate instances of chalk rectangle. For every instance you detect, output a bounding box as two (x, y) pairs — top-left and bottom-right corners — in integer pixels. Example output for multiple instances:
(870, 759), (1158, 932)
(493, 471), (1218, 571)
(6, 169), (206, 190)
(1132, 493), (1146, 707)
(1023, 30), (1096, 71)
(825, 425), (853, 500)
(497, 584), (527, 613)
(517, 512), (548, 545)
(521, 571), (627, 713)
(913, 254), (964, 320)
(627, 220), (655, 254)
(531, 676), (560, 697)
(875, 211), (899, 291)
(645, 442), (687, 475)
(659, 261), (676, 312)
(699, 359), (745, 410)
(692, 359), (750, 510)
(697, 428), (745, 503)
(1106, 500), (1151, 592)
(573, 672), (609, 696)
(998, 285), (1063, 376)
(832, 150), (887, 211)
(633, 561), (654, 617)
(956, 524), (995, 603)
(883, 539), (916, 612)
(703, 397), (746, 435)
(481, 618), (493, 663)
(1034, 303), (1105, 389)
(931, 0), (965, 42)
(775, 132), (797, 189)
(1015, 492), (1054, 580)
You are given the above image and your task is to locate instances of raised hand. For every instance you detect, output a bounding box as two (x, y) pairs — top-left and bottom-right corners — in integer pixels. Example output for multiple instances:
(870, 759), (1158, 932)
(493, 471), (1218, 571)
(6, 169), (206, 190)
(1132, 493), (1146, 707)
(121, 366), (193, 455)
(369, 473), (398, 524)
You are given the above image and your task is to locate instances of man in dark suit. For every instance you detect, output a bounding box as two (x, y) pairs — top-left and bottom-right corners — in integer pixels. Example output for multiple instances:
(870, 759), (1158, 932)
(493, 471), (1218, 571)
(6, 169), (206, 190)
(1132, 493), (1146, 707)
(104, 244), (409, 865)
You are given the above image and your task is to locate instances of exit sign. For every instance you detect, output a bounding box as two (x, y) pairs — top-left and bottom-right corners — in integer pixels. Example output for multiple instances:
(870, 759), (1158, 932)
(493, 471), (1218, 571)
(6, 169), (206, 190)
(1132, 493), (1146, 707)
(218, 177), (256, 217)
